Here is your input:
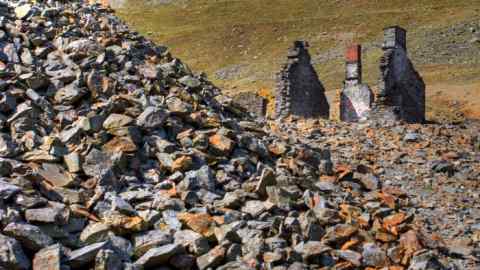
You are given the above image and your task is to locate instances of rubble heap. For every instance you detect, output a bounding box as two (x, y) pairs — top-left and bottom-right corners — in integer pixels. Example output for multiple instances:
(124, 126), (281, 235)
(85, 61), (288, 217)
(275, 119), (480, 270)
(275, 41), (329, 119)
(0, 1), (466, 270)
(232, 92), (267, 118)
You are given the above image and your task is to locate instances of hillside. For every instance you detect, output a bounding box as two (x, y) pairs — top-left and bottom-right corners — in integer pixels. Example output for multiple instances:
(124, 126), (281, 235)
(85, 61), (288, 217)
(113, 0), (480, 121)
(0, 1), (477, 269)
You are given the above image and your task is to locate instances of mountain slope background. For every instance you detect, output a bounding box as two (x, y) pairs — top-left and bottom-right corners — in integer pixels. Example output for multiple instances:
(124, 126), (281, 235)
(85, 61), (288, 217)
(113, 0), (480, 121)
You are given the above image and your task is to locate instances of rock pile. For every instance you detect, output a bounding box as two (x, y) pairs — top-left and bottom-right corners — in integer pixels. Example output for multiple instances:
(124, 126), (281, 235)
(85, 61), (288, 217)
(275, 118), (480, 269)
(0, 1), (470, 270)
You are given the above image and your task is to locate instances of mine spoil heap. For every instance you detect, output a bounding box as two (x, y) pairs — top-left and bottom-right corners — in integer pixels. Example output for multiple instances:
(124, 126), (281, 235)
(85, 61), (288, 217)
(0, 1), (477, 270)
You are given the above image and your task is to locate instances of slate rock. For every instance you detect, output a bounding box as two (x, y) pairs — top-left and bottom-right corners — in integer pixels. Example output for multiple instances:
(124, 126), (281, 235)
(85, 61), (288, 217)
(95, 249), (123, 270)
(133, 230), (173, 257)
(103, 114), (134, 130)
(0, 179), (21, 200)
(174, 230), (210, 256)
(79, 223), (111, 244)
(25, 206), (69, 224)
(0, 233), (31, 270)
(196, 244), (227, 270)
(3, 222), (54, 251)
(134, 243), (184, 268)
(32, 244), (62, 270)
(362, 242), (387, 267)
(136, 107), (168, 129)
(68, 241), (109, 269)
(82, 148), (114, 177)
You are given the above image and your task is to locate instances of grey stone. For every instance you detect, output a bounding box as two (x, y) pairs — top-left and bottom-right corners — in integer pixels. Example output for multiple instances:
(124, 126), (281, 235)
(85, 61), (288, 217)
(68, 241), (109, 269)
(170, 253), (196, 270)
(0, 42), (19, 63)
(136, 107), (168, 129)
(103, 114), (133, 130)
(182, 166), (216, 192)
(214, 223), (241, 243)
(154, 138), (176, 153)
(95, 249), (122, 270)
(32, 244), (62, 270)
(108, 235), (134, 260)
(80, 223), (111, 244)
(196, 244), (226, 270)
(0, 133), (17, 157)
(358, 174), (380, 191)
(232, 92), (267, 117)
(59, 126), (82, 144)
(54, 83), (87, 105)
(64, 152), (81, 173)
(133, 230), (173, 257)
(404, 132), (420, 142)
(293, 241), (331, 261)
(166, 97), (193, 114)
(225, 243), (242, 262)
(41, 8), (59, 18)
(362, 243), (387, 267)
(174, 230), (210, 256)
(0, 179), (21, 200)
(108, 194), (136, 216)
(0, 93), (16, 113)
(14, 4), (33, 19)
(335, 249), (362, 267)
(134, 243), (184, 268)
(254, 168), (276, 197)
(179, 75), (201, 88)
(0, 233), (31, 270)
(37, 163), (75, 188)
(82, 148), (114, 177)
(3, 222), (54, 251)
(25, 206), (69, 224)
(241, 200), (266, 218)
(407, 251), (445, 270)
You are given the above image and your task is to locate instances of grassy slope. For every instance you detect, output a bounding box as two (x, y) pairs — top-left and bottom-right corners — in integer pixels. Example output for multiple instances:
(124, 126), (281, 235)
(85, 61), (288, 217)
(115, 0), (480, 121)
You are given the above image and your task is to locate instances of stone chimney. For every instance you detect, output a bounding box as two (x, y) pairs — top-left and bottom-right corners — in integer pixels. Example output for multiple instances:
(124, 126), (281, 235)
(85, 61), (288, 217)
(345, 44), (362, 87)
(374, 26), (425, 123)
(382, 26), (407, 51)
(340, 44), (374, 122)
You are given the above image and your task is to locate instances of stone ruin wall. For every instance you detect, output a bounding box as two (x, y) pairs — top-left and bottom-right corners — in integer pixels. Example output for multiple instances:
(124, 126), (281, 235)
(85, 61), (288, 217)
(374, 26), (426, 123)
(232, 92), (267, 118)
(340, 44), (374, 122)
(273, 26), (425, 124)
(275, 41), (329, 119)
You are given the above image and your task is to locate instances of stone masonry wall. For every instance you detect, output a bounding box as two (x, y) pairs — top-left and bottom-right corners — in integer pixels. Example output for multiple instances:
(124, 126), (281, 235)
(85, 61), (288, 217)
(275, 41), (329, 119)
(374, 26), (426, 123)
(232, 92), (267, 118)
(340, 44), (374, 122)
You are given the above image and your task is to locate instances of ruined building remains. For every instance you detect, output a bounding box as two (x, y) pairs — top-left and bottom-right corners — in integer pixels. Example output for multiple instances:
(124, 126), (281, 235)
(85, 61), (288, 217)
(340, 44), (374, 122)
(374, 26), (426, 123)
(275, 41), (329, 119)
(232, 92), (267, 118)
(274, 26), (425, 123)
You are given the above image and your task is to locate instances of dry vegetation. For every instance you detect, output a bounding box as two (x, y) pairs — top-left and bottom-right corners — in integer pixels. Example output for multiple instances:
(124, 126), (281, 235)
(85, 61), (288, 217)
(114, 0), (480, 121)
